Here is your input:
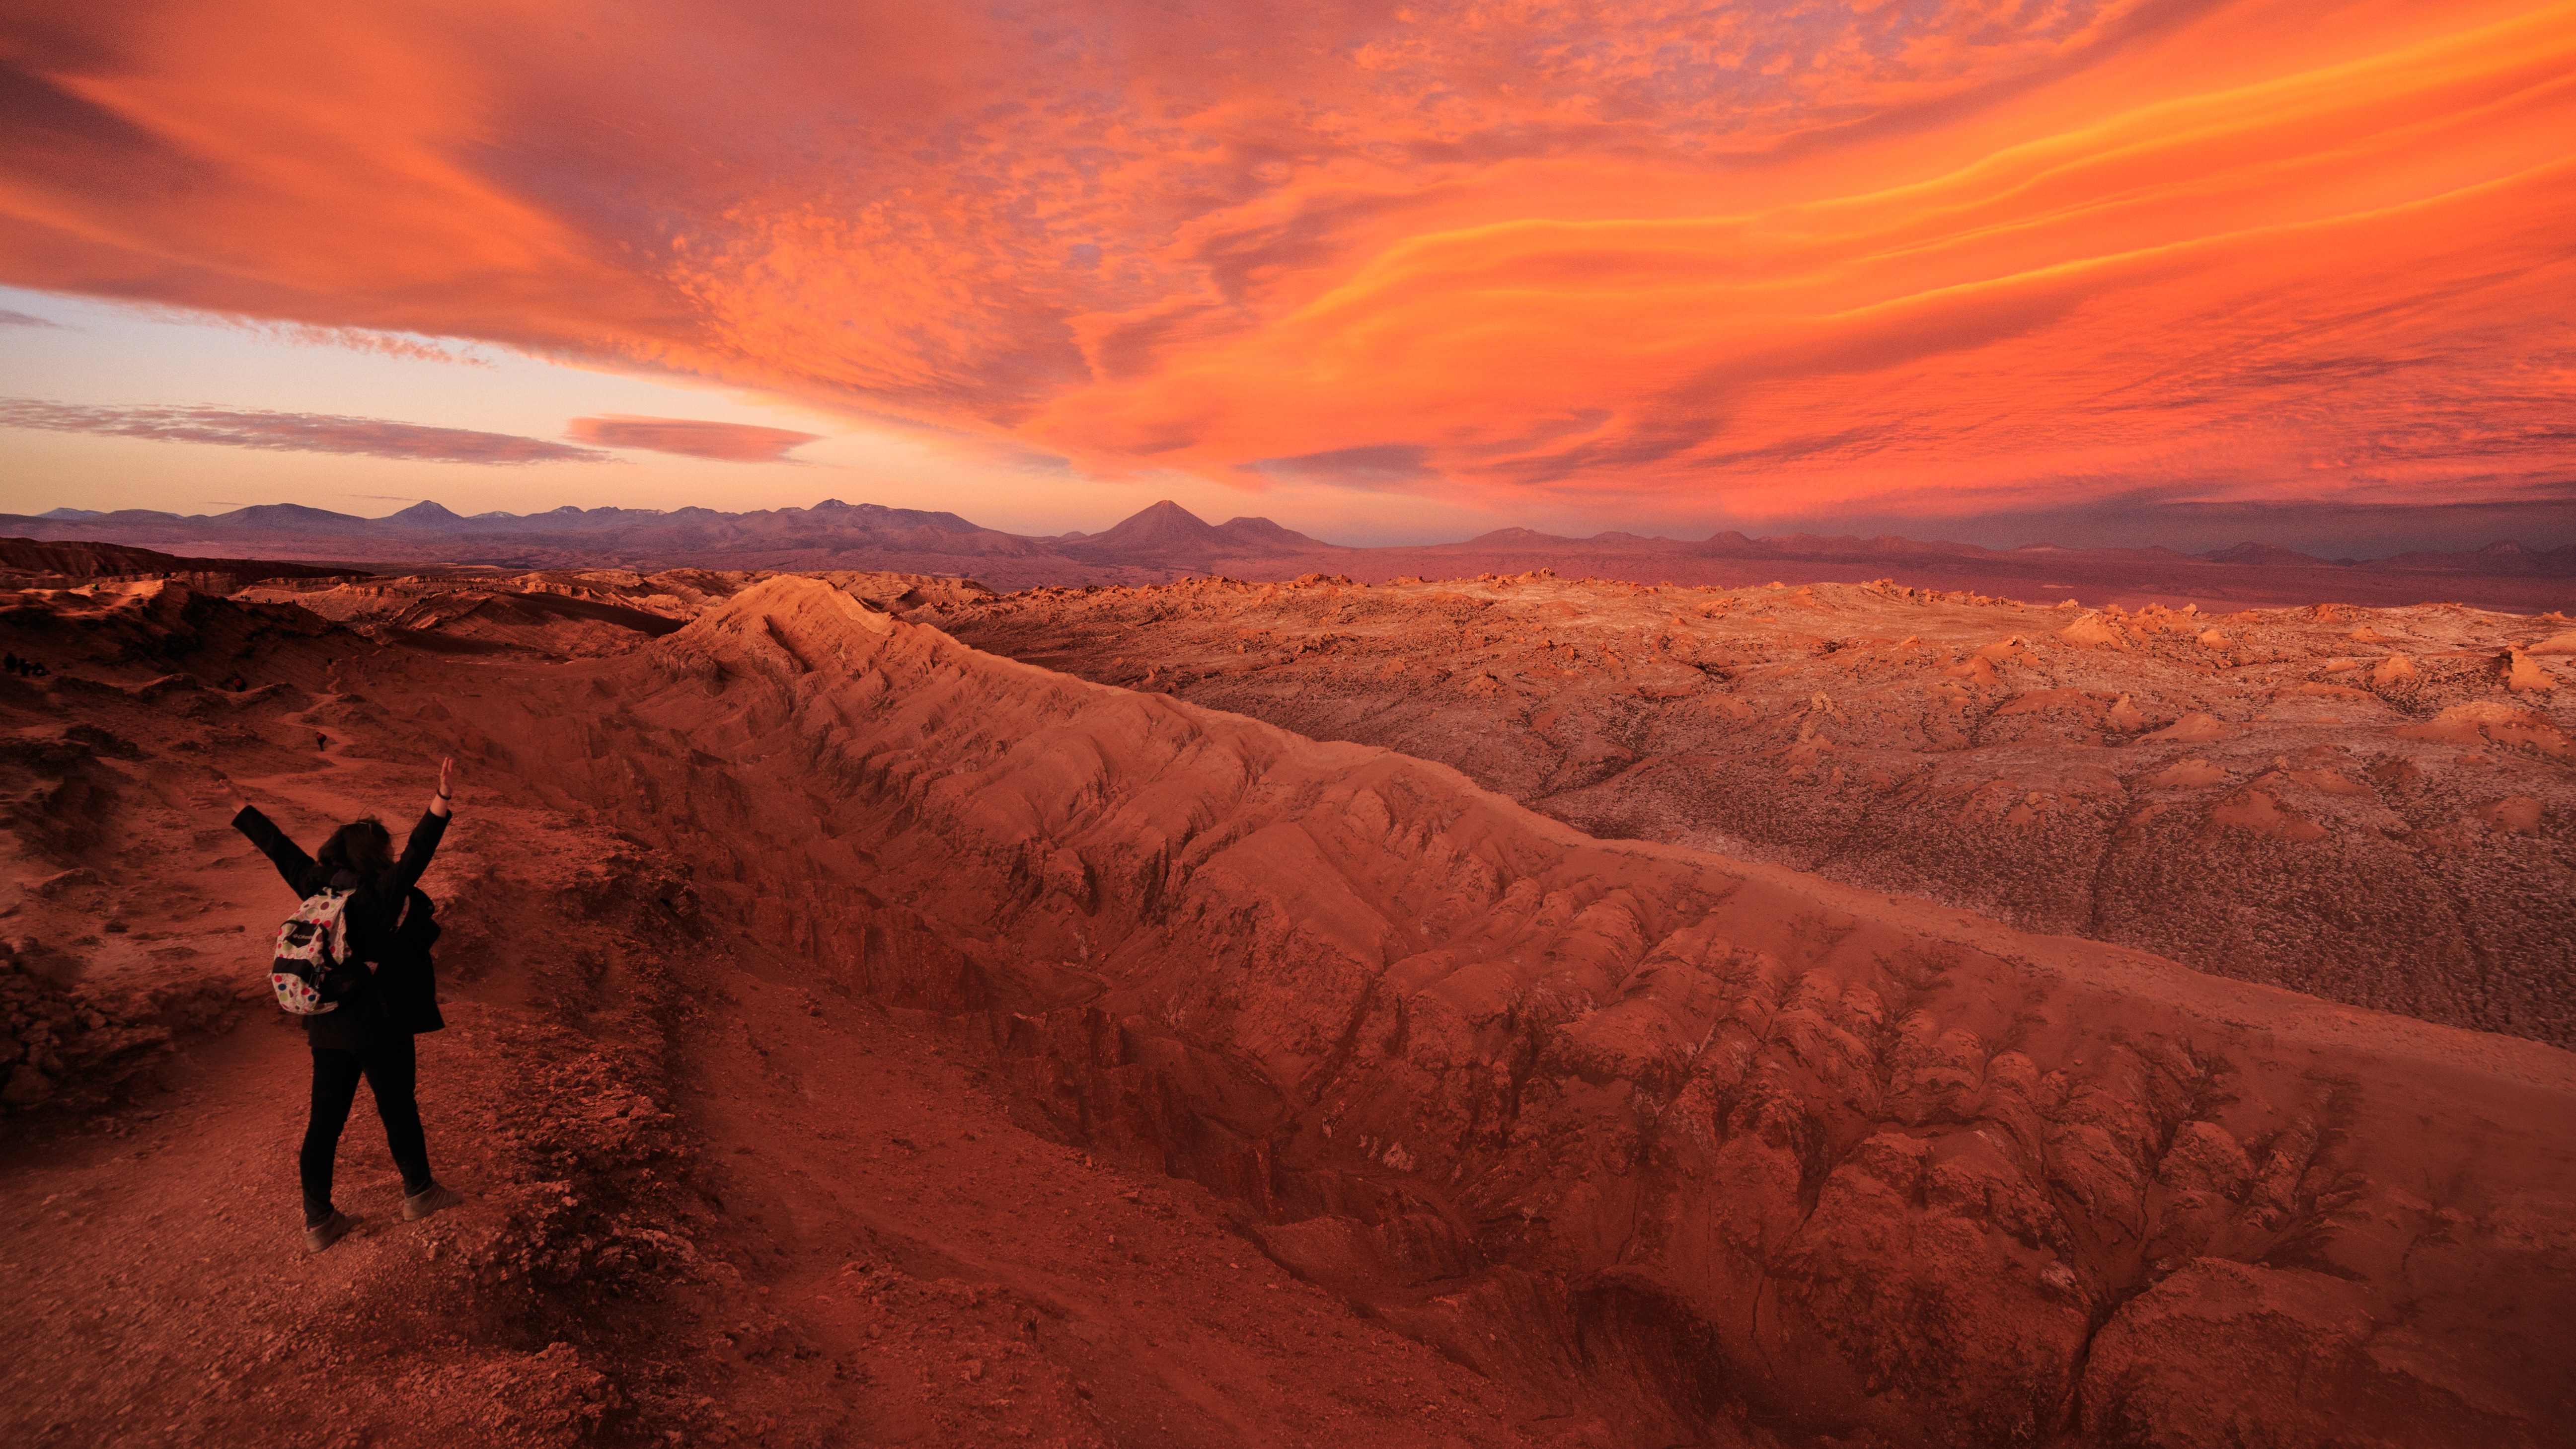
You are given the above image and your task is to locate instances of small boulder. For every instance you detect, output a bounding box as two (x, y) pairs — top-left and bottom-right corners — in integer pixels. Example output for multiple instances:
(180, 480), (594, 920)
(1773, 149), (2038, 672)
(2, 1063), (53, 1106)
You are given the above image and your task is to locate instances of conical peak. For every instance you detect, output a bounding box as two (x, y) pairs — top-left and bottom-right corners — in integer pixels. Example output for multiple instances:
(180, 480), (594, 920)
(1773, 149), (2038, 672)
(1089, 500), (1224, 548)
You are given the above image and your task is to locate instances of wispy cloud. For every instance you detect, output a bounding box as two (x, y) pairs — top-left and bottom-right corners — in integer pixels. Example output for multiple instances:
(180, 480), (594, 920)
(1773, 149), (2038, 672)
(565, 414), (824, 462)
(239, 320), (493, 367)
(0, 400), (610, 463)
(0, 309), (63, 328)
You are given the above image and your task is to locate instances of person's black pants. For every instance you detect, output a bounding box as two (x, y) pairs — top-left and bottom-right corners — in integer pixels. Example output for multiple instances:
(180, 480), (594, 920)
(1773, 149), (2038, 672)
(301, 1033), (432, 1225)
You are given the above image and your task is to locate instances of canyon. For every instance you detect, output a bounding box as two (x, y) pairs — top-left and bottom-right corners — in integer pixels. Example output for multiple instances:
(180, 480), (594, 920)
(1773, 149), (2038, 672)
(0, 557), (2571, 1448)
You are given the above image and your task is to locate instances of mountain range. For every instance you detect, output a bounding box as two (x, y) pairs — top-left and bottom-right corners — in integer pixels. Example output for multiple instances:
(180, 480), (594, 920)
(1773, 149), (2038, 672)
(11, 497), (2573, 610)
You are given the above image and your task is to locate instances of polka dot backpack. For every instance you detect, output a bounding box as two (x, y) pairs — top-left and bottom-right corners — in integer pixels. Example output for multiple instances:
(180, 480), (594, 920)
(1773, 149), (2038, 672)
(270, 888), (356, 1015)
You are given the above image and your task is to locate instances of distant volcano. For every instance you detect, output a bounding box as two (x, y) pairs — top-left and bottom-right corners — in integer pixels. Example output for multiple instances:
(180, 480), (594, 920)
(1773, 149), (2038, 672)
(1061, 499), (1334, 564)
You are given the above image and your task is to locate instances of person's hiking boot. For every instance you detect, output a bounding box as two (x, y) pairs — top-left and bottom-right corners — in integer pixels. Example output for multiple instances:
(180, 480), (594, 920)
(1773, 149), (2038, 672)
(304, 1210), (357, 1253)
(402, 1182), (464, 1221)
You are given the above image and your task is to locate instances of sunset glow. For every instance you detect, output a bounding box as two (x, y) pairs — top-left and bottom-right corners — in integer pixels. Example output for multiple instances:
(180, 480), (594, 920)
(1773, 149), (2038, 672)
(2, 0), (2572, 539)
(4, 11), (2576, 1435)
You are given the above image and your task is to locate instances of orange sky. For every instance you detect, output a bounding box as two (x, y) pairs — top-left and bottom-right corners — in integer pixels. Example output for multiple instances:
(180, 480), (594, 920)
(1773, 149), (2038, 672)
(1, 0), (2571, 537)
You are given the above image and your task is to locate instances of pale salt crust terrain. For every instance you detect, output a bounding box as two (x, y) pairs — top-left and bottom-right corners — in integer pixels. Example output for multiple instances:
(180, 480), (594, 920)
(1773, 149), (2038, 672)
(1, 566), (2570, 1449)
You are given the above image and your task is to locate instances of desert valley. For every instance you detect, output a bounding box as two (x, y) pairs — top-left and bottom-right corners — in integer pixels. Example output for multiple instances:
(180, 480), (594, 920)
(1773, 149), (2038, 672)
(8, 1), (2576, 1444)
(1, 520), (2570, 1448)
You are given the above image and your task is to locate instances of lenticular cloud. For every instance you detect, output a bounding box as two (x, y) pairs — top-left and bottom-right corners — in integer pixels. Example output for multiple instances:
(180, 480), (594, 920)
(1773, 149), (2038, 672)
(0, 400), (609, 465)
(566, 415), (823, 462)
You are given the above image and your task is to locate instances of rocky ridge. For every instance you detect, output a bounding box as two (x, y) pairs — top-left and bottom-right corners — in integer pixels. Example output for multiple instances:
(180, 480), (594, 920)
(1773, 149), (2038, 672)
(422, 576), (2576, 1447)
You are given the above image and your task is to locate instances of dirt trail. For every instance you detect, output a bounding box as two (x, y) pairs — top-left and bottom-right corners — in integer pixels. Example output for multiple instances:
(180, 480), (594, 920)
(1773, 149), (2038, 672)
(0, 737), (659, 1447)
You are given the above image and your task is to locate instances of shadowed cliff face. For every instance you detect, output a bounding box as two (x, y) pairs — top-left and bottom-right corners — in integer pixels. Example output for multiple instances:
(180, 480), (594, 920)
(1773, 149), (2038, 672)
(429, 577), (2576, 1448)
(936, 574), (2576, 1049)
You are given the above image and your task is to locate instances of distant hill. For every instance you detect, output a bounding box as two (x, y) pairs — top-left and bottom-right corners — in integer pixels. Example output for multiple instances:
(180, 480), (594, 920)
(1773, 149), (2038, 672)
(0, 535), (368, 583)
(3, 499), (2568, 610)
(2202, 541), (2333, 568)
(1061, 499), (1335, 562)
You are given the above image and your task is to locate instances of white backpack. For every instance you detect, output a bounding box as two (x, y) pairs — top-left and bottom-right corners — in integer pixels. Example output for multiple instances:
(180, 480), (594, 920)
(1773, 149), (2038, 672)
(271, 889), (355, 1015)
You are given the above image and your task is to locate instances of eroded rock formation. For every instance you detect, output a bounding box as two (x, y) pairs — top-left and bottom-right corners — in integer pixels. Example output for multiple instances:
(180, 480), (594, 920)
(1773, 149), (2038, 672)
(938, 575), (2576, 1047)
(417, 577), (2576, 1447)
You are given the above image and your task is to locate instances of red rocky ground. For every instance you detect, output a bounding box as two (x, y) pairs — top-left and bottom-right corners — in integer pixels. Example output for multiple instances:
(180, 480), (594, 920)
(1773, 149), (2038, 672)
(933, 573), (2576, 1049)
(2, 568), (2572, 1449)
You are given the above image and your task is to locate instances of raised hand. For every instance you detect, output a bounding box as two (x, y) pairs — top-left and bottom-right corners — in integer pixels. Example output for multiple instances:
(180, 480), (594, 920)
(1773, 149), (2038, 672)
(217, 774), (250, 815)
(430, 757), (458, 818)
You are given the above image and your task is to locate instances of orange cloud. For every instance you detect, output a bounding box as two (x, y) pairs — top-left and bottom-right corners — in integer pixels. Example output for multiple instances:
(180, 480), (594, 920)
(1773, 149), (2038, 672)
(1, 0), (2569, 524)
(566, 415), (823, 462)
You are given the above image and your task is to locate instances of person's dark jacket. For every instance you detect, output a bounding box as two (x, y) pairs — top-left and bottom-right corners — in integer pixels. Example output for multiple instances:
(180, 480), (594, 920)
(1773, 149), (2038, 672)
(234, 805), (449, 1047)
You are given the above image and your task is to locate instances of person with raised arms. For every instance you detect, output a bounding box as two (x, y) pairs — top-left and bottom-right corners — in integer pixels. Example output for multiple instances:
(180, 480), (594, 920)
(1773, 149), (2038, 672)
(223, 759), (465, 1251)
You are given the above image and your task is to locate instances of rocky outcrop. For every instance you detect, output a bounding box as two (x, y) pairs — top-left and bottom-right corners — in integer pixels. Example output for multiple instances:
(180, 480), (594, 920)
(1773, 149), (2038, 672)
(0, 948), (175, 1115)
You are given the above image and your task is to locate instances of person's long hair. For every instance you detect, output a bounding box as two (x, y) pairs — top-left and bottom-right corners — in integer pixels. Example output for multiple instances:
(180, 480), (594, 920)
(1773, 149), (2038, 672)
(318, 817), (394, 881)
